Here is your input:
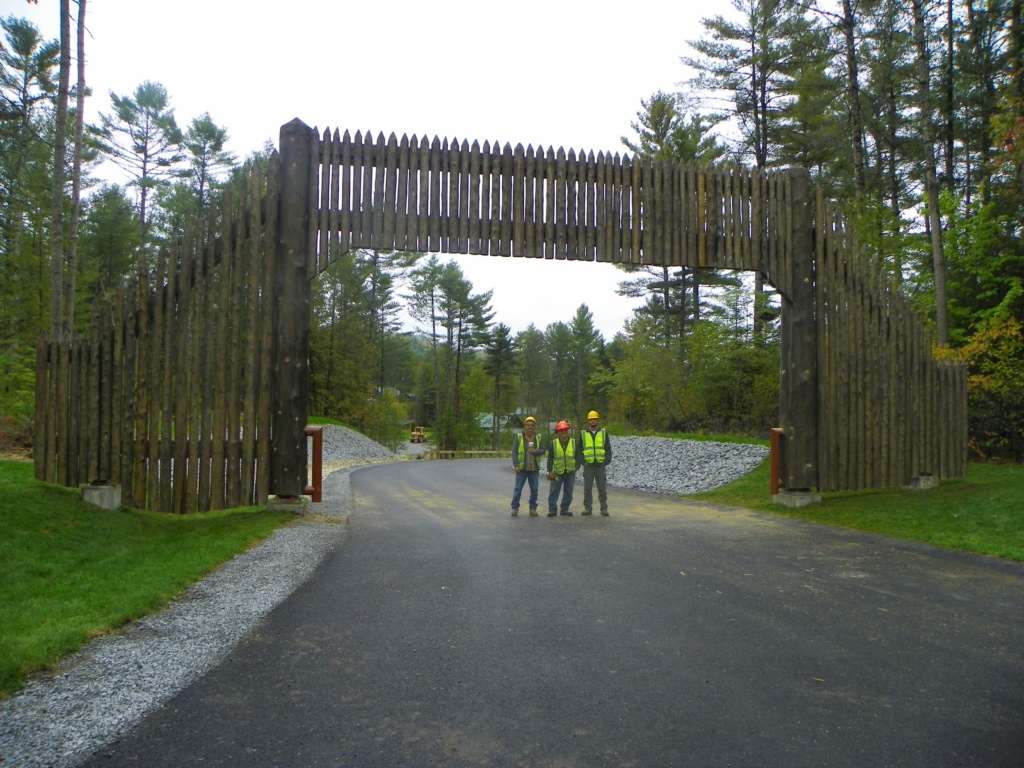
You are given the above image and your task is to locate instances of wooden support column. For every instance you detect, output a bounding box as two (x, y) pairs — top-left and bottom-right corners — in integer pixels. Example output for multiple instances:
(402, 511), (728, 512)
(271, 119), (316, 498)
(778, 168), (818, 493)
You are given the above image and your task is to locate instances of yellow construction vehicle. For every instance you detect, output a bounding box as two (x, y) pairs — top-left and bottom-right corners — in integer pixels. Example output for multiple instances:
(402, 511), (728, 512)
(409, 426), (427, 443)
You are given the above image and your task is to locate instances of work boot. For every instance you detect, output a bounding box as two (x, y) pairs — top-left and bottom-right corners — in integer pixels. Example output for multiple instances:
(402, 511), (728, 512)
(529, 508), (538, 516)
(511, 507), (518, 517)
(581, 510), (593, 516)
(560, 510), (573, 516)
(601, 510), (609, 517)
(547, 510), (557, 517)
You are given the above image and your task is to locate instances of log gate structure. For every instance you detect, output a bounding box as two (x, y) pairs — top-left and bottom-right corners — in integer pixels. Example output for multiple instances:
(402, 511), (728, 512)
(35, 119), (967, 513)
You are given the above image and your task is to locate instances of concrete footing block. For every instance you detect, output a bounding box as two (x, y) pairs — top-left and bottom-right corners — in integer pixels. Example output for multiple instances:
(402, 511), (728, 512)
(772, 489), (822, 508)
(903, 475), (939, 490)
(267, 495), (312, 515)
(82, 484), (122, 510)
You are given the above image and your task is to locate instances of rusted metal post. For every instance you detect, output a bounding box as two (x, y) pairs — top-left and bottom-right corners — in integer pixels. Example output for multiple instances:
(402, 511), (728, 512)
(303, 425), (323, 503)
(270, 119), (316, 499)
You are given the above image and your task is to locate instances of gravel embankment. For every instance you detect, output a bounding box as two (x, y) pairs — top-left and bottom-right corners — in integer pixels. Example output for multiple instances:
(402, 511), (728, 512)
(0, 427), (765, 767)
(319, 425), (398, 467)
(605, 436), (767, 495)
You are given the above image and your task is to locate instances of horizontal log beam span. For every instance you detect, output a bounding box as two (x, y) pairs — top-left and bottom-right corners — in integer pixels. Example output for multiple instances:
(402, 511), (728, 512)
(311, 130), (793, 294)
(320, 211), (783, 268)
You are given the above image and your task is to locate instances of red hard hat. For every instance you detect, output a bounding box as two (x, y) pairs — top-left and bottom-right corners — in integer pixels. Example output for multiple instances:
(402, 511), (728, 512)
(555, 420), (570, 432)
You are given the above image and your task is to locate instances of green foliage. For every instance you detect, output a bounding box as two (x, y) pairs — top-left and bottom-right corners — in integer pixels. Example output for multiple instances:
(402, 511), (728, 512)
(181, 112), (236, 216)
(457, 365), (492, 449)
(482, 323), (518, 448)
(427, 261), (494, 449)
(941, 192), (1024, 342)
(567, 305), (602, 425)
(678, 320), (779, 434)
(684, 0), (824, 167)
(0, 460), (292, 697)
(605, 324), (684, 430)
(0, 346), (35, 438)
(0, 15), (58, 374)
(76, 183), (140, 304)
(514, 324), (548, 417)
(310, 252), (376, 425)
(948, 315), (1024, 462)
(605, 298), (779, 436)
(362, 388), (409, 453)
(622, 90), (725, 163)
(96, 80), (184, 237)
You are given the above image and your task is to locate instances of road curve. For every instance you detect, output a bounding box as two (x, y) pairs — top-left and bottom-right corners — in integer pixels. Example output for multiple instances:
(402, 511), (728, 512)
(84, 459), (1024, 767)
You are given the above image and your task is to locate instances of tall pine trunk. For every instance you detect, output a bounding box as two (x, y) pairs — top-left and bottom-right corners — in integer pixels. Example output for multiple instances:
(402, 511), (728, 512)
(911, 0), (949, 345)
(841, 0), (867, 195)
(48, 0), (71, 340)
(63, 0), (86, 336)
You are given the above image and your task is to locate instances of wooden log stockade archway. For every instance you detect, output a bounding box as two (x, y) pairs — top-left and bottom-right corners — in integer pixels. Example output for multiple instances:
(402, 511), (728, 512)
(279, 119), (967, 498)
(33, 119), (966, 514)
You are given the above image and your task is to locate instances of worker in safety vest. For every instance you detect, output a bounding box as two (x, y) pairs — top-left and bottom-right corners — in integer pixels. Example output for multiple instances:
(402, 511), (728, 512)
(510, 416), (543, 516)
(580, 410), (612, 516)
(545, 420), (579, 517)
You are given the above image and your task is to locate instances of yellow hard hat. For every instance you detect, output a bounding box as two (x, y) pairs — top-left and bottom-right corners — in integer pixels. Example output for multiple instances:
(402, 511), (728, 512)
(587, 411), (599, 419)
(524, 416), (536, 423)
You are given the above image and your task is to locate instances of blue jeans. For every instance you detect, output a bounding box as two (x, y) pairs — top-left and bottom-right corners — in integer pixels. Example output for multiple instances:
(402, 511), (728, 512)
(511, 470), (539, 510)
(548, 471), (576, 513)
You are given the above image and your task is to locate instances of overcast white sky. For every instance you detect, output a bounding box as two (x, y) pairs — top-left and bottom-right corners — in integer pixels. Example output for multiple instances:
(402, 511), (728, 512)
(15, 0), (709, 339)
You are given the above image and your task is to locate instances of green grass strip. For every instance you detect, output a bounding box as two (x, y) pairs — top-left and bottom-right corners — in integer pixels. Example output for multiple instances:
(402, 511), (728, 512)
(0, 461), (293, 698)
(691, 459), (1024, 562)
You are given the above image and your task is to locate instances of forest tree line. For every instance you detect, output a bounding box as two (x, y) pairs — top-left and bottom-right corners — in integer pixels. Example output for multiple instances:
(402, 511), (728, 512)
(1, 0), (1022, 460)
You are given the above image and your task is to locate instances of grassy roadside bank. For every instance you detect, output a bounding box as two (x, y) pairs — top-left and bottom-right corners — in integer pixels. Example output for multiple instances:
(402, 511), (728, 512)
(688, 458), (1024, 562)
(0, 460), (293, 699)
(633, 429), (1023, 562)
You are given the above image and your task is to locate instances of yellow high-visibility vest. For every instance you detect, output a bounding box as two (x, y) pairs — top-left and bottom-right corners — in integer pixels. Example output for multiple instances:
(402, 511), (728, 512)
(581, 429), (606, 464)
(514, 433), (538, 469)
(551, 438), (576, 474)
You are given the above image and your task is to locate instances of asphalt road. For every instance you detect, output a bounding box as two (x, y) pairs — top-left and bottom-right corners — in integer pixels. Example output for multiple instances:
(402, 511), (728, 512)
(85, 459), (1024, 767)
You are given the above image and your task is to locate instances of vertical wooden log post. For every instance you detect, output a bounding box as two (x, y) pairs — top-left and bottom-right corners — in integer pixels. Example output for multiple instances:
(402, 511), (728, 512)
(778, 168), (818, 495)
(271, 119), (316, 499)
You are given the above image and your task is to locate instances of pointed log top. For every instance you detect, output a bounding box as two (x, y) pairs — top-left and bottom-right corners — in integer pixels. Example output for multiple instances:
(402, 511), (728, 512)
(282, 117), (313, 131)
